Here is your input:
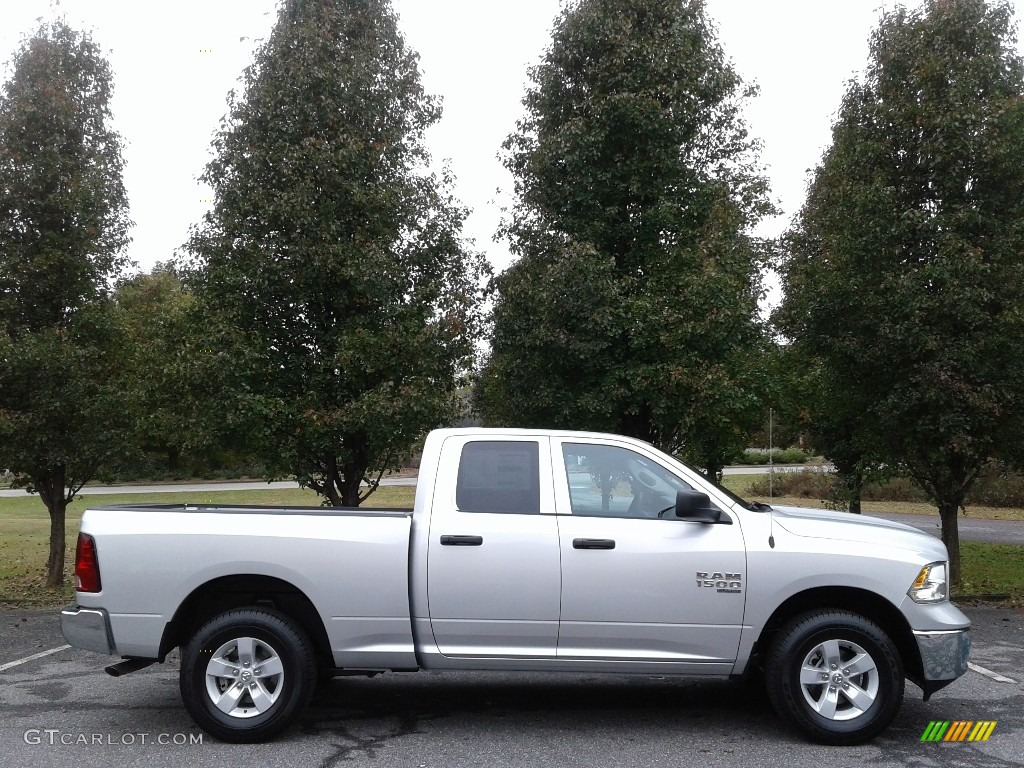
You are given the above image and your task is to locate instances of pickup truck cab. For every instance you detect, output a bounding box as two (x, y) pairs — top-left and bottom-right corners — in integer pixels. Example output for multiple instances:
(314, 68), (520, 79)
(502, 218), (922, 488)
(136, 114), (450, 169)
(61, 428), (971, 744)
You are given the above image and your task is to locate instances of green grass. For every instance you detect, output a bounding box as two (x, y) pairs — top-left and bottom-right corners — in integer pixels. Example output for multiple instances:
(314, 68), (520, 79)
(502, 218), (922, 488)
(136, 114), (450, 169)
(958, 542), (1024, 602)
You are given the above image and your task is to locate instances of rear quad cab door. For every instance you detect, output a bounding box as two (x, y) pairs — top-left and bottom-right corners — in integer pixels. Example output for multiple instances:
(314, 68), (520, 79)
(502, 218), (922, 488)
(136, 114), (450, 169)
(426, 435), (561, 657)
(553, 438), (747, 670)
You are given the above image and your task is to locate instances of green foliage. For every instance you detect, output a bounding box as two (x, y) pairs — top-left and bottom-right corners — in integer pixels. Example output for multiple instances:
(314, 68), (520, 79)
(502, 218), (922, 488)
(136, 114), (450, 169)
(776, 0), (1024, 582)
(477, 0), (774, 478)
(0, 22), (131, 333)
(0, 21), (132, 586)
(111, 264), (260, 479)
(113, 266), (193, 470)
(184, 0), (486, 506)
(773, 347), (886, 514)
(738, 448), (811, 465)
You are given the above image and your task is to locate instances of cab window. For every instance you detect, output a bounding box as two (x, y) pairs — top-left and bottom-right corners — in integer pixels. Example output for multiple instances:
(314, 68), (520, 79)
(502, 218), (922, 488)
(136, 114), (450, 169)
(456, 441), (540, 514)
(562, 442), (693, 518)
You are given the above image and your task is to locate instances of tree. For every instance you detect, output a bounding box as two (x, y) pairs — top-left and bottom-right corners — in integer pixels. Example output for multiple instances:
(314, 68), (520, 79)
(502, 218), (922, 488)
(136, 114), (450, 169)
(113, 265), (202, 474)
(776, 348), (883, 515)
(476, 0), (774, 478)
(184, 0), (485, 506)
(0, 22), (133, 586)
(776, 0), (1024, 585)
(113, 266), (268, 481)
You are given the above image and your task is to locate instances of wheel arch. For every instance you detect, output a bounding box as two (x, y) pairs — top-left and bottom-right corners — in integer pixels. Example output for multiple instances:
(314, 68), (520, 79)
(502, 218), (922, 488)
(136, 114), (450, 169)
(159, 574), (333, 672)
(751, 587), (922, 683)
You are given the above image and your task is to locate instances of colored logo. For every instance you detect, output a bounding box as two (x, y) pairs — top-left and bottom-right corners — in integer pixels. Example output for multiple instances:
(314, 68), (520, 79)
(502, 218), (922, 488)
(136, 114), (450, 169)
(921, 721), (997, 742)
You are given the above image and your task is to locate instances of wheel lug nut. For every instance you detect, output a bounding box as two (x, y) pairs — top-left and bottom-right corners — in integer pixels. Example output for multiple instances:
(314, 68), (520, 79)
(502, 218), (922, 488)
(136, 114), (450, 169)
(830, 664), (837, 670)
(829, 686), (836, 692)
(820, 673), (829, 680)
(843, 668), (850, 675)
(254, 668), (261, 675)
(243, 661), (250, 667)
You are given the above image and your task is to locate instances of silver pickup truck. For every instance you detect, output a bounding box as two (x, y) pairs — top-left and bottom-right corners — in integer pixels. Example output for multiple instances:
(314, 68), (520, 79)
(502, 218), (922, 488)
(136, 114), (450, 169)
(61, 428), (970, 745)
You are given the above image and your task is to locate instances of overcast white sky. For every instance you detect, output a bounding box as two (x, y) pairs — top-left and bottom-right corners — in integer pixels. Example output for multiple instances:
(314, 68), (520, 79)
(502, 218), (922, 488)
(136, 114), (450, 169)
(3, 0), (1023, 307)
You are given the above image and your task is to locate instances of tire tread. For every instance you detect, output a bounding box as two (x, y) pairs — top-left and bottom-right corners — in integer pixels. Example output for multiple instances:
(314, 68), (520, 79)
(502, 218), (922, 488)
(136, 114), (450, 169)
(179, 607), (316, 743)
(764, 609), (904, 745)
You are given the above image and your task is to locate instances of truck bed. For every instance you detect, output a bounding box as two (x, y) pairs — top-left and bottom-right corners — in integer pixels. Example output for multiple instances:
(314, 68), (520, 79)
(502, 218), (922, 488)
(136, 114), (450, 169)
(73, 503), (418, 668)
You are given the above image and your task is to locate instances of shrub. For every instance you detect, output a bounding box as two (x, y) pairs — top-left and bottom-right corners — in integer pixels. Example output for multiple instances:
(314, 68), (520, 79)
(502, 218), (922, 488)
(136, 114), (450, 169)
(860, 476), (926, 502)
(967, 462), (1024, 507)
(739, 448), (811, 465)
(744, 463), (1024, 509)
(747, 468), (835, 498)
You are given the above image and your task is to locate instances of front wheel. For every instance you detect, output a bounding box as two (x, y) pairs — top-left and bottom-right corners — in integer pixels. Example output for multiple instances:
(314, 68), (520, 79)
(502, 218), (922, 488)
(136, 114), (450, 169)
(765, 610), (904, 745)
(179, 608), (316, 742)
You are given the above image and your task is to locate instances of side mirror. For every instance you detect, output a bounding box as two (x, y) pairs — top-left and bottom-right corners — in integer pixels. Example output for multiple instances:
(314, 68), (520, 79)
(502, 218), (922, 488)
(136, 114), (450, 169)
(674, 489), (722, 523)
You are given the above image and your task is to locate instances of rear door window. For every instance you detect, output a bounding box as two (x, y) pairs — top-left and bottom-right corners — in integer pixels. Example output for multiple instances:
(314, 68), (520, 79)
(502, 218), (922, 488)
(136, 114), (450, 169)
(456, 441), (541, 514)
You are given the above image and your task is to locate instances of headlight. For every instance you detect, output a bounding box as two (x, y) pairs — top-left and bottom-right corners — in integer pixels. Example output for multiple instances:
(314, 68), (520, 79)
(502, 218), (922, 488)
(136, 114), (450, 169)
(908, 562), (948, 603)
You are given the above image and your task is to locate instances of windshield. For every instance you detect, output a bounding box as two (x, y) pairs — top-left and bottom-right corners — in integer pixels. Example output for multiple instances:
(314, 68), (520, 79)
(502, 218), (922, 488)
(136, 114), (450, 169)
(673, 457), (767, 512)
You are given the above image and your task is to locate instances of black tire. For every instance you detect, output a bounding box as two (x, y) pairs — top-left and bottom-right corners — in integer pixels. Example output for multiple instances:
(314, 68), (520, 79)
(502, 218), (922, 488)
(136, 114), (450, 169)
(179, 608), (316, 743)
(764, 610), (904, 745)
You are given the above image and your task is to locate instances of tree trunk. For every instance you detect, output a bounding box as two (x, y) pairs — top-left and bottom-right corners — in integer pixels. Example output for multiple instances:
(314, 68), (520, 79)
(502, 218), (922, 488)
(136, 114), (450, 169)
(46, 499), (68, 587)
(937, 499), (962, 589)
(167, 445), (180, 472)
(37, 467), (68, 588)
(340, 472), (362, 507)
(314, 453), (344, 506)
(340, 446), (369, 507)
(703, 462), (724, 484)
(847, 473), (863, 515)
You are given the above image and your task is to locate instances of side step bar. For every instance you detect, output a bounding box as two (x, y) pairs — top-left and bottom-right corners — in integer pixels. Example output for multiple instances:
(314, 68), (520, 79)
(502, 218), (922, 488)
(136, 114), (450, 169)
(105, 658), (156, 677)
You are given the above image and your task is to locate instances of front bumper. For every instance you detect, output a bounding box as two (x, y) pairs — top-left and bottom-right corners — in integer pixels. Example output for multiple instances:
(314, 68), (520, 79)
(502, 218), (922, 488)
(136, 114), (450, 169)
(61, 605), (116, 656)
(913, 627), (971, 699)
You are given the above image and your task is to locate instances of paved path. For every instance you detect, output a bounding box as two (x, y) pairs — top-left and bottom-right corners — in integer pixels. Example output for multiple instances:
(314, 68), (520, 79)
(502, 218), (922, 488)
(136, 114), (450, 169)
(869, 511), (1024, 546)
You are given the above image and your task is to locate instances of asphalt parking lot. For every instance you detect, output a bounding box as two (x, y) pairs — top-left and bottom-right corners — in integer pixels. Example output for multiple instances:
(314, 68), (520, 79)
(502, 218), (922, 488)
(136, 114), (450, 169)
(1, 605), (1021, 768)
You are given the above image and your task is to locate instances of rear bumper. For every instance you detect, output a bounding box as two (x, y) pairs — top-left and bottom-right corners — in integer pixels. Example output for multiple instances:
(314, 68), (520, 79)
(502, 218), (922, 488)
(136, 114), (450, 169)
(61, 605), (116, 656)
(913, 627), (971, 699)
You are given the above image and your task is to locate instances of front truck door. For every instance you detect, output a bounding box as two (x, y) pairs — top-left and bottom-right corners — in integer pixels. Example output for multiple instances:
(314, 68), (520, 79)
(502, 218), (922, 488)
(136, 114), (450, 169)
(554, 439), (746, 671)
(426, 435), (561, 657)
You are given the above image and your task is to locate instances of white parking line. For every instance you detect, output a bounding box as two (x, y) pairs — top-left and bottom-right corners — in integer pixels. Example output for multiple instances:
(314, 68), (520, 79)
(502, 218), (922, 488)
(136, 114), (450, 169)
(0, 645), (71, 673)
(968, 662), (1017, 684)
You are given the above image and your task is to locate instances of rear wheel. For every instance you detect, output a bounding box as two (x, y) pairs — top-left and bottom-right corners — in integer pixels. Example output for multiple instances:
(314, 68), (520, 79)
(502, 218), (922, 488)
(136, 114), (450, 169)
(180, 608), (316, 742)
(765, 610), (904, 745)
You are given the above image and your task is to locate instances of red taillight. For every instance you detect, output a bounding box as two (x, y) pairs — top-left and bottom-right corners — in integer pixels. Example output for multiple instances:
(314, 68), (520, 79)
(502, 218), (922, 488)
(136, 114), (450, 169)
(75, 533), (101, 593)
